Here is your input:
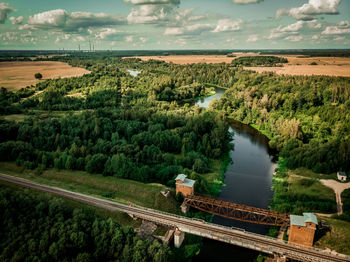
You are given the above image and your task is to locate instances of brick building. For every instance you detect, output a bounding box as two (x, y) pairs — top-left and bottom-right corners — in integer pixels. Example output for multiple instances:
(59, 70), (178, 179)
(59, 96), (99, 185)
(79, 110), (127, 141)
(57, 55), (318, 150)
(288, 213), (318, 247)
(175, 174), (195, 197)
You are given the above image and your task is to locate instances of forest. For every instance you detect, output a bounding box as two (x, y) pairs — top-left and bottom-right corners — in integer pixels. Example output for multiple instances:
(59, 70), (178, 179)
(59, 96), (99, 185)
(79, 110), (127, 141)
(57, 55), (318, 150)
(0, 57), (231, 196)
(0, 185), (172, 262)
(230, 56), (288, 67)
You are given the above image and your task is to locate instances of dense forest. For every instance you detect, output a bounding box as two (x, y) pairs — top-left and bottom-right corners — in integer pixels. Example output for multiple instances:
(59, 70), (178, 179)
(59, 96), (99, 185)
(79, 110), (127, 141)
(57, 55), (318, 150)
(0, 53), (350, 180)
(0, 57), (232, 195)
(231, 56), (288, 67)
(0, 185), (172, 262)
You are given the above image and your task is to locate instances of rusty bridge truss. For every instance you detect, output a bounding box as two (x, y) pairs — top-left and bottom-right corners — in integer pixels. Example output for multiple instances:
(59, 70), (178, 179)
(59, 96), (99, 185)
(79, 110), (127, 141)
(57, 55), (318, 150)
(184, 195), (290, 227)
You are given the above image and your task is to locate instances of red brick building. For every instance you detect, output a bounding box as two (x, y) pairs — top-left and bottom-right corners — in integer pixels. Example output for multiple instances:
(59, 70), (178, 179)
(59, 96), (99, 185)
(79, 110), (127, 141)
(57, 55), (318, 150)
(175, 174), (195, 197)
(288, 213), (318, 247)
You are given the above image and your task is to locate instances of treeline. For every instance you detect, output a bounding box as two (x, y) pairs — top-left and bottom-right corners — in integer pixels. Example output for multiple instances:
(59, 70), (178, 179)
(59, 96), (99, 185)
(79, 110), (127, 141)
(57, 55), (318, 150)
(231, 56), (288, 67)
(0, 186), (171, 262)
(212, 71), (350, 174)
(0, 108), (230, 192)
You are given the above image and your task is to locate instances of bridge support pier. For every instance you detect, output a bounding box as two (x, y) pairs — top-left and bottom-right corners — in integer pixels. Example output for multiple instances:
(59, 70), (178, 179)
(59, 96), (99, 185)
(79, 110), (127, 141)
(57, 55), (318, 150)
(273, 254), (287, 262)
(181, 203), (189, 214)
(174, 228), (185, 248)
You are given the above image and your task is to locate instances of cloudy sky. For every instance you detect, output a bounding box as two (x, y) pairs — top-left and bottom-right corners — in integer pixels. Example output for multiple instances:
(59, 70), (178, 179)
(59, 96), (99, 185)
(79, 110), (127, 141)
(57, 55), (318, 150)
(0, 0), (349, 50)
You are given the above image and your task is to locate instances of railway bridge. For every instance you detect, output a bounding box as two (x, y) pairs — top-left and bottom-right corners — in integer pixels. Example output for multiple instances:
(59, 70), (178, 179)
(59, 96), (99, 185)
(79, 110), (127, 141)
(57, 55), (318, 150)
(0, 174), (349, 262)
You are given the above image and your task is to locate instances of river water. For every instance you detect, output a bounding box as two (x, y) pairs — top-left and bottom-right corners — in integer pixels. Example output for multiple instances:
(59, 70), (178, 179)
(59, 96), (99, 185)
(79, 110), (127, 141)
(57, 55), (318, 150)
(194, 89), (277, 261)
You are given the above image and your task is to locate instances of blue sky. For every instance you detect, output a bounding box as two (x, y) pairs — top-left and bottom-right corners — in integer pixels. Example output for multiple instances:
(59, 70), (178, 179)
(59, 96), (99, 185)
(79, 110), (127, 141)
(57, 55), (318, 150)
(0, 0), (349, 50)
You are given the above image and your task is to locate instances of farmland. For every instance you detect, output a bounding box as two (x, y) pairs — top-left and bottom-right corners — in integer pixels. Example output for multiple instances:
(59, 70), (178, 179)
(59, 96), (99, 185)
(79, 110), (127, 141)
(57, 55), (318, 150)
(0, 61), (90, 91)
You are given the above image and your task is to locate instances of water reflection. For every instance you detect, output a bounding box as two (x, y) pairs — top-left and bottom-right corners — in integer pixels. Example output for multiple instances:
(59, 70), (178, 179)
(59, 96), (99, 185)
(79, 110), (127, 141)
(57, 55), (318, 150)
(194, 88), (277, 262)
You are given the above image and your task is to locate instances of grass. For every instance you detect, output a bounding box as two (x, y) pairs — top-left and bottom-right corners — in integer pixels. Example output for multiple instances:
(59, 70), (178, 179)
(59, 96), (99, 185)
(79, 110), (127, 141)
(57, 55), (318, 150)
(153, 225), (169, 236)
(0, 180), (141, 228)
(315, 217), (350, 255)
(0, 161), (179, 214)
(288, 175), (336, 201)
(290, 168), (337, 180)
(0, 114), (28, 122)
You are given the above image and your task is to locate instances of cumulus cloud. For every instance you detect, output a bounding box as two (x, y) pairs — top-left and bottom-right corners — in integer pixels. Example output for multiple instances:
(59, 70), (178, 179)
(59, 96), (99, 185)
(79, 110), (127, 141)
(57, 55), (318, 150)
(0, 2), (15, 24)
(212, 19), (243, 33)
(23, 9), (125, 32)
(164, 23), (214, 35)
(285, 35), (303, 42)
(125, 0), (179, 4)
(95, 28), (121, 39)
(268, 21), (304, 39)
(322, 21), (350, 35)
(232, 0), (263, 4)
(10, 16), (23, 25)
(125, 35), (134, 42)
(247, 34), (259, 42)
(276, 0), (341, 21)
(139, 37), (147, 43)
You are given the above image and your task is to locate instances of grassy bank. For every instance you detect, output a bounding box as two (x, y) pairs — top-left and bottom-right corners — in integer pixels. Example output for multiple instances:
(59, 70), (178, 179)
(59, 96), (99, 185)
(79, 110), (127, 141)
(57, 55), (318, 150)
(0, 161), (178, 214)
(315, 217), (350, 255)
(0, 180), (141, 228)
(270, 158), (337, 215)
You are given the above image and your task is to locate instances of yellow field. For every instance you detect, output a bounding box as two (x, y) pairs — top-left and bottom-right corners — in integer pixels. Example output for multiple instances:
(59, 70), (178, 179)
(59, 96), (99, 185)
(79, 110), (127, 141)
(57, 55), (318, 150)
(132, 54), (350, 77)
(0, 61), (90, 91)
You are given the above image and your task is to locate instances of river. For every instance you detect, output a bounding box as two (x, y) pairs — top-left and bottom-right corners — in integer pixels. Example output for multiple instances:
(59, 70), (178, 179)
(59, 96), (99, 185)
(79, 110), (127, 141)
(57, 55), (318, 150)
(194, 89), (277, 261)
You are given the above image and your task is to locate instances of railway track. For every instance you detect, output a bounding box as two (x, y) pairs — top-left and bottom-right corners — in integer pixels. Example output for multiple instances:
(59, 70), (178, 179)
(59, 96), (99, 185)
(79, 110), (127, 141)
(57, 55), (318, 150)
(0, 173), (349, 262)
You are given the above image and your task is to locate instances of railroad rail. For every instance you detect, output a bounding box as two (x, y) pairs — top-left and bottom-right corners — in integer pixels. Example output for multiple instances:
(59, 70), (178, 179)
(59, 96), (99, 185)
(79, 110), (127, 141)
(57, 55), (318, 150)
(184, 194), (289, 226)
(0, 173), (349, 262)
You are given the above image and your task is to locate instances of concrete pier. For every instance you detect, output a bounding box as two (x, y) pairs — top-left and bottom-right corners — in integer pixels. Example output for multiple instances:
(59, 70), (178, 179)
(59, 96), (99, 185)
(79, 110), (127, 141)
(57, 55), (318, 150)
(174, 228), (185, 248)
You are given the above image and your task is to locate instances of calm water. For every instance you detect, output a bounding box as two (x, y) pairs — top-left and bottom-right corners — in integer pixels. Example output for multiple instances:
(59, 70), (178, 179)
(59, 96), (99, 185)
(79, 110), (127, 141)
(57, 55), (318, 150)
(194, 89), (277, 262)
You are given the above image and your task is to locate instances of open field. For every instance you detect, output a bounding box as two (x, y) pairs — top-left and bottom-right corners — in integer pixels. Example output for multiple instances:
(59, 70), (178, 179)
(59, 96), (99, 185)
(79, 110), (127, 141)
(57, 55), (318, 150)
(132, 55), (237, 64)
(245, 56), (350, 77)
(0, 61), (90, 90)
(132, 54), (350, 77)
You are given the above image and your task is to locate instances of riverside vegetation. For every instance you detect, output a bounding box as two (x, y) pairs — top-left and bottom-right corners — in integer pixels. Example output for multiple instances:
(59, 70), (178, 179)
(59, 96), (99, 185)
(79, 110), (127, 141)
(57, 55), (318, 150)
(0, 53), (349, 257)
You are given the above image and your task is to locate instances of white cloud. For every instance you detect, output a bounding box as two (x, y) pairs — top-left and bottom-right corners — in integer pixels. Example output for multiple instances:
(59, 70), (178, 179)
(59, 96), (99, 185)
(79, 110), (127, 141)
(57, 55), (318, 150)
(125, 0), (179, 4)
(24, 9), (125, 32)
(0, 2), (15, 23)
(139, 36), (147, 43)
(285, 35), (303, 42)
(247, 34), (259, 42)
(212, 19), (243, 33)
(95, 28), (120, 39)
(311, 34), (319, 40)
(164, 23), (214, 35)
(268, 21), (304, 39)
(232, 0), (263, 4)
(9, 16), (23, 25)
(276, 0), (341, 21)
(334, 36), (345, 41)
(127, 4), (175, 24)
(322, 20), (350, 35)
(125, 35), (134, 42)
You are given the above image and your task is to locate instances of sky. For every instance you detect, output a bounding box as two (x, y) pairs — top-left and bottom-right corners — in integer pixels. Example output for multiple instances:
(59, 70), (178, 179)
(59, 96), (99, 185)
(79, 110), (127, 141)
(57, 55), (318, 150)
(0, 0), (349, 50)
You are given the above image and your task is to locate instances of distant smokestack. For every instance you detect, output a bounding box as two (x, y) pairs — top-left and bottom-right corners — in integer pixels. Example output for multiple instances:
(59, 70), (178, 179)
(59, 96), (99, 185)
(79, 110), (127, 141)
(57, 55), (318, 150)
(78, 44), (80, 51)
(89, 39), (91, 52)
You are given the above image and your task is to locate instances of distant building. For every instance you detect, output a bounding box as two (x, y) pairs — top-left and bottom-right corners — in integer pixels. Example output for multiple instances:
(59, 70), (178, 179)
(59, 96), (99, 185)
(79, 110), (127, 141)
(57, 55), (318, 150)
(175, 174), (195, 197)
(337, 171), (347, 182)
(288, 213), (318, 247)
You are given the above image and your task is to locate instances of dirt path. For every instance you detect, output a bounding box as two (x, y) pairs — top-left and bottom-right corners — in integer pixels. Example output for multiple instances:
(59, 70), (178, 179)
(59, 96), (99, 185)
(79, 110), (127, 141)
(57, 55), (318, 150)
(320, 179), (350, 215)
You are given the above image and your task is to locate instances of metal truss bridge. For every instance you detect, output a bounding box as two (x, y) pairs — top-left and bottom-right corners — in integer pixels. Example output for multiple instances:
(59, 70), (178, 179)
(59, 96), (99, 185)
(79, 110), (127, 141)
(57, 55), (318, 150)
(184, 194), (290, 227)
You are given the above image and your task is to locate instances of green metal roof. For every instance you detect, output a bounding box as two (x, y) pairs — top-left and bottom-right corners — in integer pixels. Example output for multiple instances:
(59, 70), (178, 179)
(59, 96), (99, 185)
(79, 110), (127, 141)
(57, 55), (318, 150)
(303, 213), (318, 225)
(290, 213), (318, 227)
(182, 179), (195, 188)
(175, 174), (187, 182)
(290, 215), (306, 227)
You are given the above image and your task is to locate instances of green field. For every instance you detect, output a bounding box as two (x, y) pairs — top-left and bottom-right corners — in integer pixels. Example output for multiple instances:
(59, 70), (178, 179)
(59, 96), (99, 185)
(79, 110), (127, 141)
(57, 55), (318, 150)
(315, 217), (350, 255)
(0, 162), (179, 214)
